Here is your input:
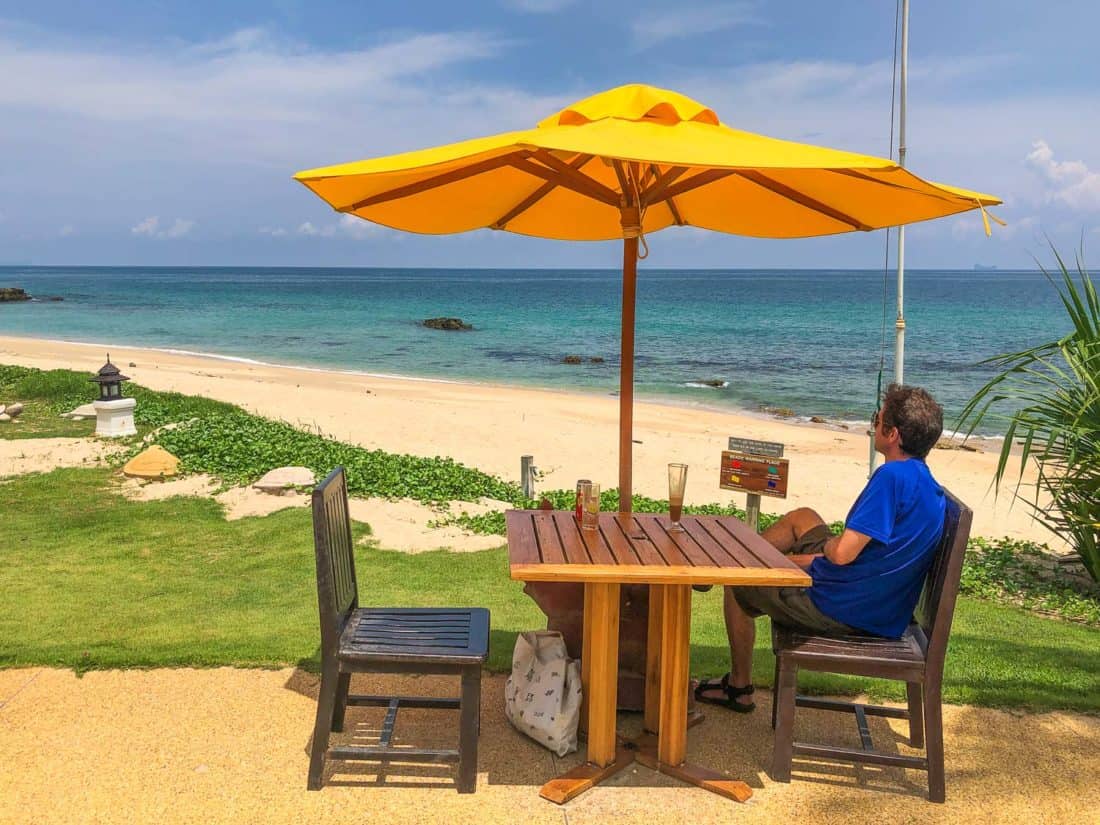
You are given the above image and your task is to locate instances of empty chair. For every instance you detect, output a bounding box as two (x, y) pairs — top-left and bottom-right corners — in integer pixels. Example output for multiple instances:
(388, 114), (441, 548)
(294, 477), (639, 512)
(770, 490), (972, 802)
(307, 467), (490, 793)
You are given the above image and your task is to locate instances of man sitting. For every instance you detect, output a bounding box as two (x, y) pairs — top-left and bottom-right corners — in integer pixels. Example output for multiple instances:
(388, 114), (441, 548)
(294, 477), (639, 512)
(696, 383), (947, 712)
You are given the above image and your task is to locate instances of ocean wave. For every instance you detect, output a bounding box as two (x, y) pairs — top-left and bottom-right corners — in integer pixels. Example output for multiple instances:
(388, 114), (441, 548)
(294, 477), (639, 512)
(683, 380), (729, 389)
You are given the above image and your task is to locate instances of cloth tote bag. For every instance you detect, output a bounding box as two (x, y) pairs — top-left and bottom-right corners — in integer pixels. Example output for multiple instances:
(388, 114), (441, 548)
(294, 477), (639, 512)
(504, 630), (582, 756)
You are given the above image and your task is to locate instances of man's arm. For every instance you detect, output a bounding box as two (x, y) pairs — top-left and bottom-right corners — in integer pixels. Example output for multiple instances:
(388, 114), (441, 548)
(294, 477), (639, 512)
(784, 528), (871, 569)
(822, 528), (872, 566)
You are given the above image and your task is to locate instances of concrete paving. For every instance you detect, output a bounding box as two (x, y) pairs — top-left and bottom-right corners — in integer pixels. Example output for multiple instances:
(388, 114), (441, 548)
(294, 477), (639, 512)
(0, 668), (1096, 825)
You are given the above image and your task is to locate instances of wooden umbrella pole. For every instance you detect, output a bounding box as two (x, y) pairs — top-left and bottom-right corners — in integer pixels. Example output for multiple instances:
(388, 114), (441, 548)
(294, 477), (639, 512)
(619, 236), (639, 513)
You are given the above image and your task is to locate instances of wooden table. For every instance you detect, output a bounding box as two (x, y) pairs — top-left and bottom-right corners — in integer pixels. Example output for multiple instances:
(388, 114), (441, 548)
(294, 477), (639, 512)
(506, 509), (811, 804)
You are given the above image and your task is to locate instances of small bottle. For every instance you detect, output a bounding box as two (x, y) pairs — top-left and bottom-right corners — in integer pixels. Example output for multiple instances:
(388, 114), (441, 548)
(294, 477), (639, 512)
(575, 479), (591, 522)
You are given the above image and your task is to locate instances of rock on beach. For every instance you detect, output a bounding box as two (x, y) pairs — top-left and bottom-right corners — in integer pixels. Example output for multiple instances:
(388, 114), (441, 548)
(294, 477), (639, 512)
(253, 466), (316, 495)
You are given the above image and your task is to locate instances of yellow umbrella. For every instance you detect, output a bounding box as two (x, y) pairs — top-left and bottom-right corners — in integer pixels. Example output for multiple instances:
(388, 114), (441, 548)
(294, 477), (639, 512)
(295, 83), (1001, 510)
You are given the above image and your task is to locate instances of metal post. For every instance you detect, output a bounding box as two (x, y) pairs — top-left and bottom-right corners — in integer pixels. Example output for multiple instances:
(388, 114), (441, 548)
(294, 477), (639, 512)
(520, 455), (535, 499)
(895, 0), (909, 386)
(745, 493), (762, 534)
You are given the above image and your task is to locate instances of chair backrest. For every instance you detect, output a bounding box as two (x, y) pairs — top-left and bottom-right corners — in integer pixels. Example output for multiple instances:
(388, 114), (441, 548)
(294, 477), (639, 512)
(914, 489), (973, 677)
(312, 467), (359, 653)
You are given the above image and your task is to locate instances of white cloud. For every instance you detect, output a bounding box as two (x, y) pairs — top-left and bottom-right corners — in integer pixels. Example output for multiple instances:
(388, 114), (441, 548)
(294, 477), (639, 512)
(500, 0), (577, 11)
(258, 226), (287, 237)
(131, 216), (160, 237)
(131, 216), (195, 239)
(295, 215), (380, 240)
(1026, 140), (1100, 211)
(632, 3), (761, 49)
(58, 224), (75, 237)
(0, 25), (509, 126)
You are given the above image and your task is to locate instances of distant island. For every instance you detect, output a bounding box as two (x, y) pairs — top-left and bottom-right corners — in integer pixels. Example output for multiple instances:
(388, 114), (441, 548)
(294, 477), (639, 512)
(973, 264), (999, 271)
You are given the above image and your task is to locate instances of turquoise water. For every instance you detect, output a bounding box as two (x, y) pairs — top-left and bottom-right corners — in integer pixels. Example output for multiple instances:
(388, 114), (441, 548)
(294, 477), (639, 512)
(0, 266), (1069, 431)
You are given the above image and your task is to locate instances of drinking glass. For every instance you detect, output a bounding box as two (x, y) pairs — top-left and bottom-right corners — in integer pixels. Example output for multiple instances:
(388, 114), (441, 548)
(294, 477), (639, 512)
(668, 463), (688, 532)
(581, 482), (601, 531)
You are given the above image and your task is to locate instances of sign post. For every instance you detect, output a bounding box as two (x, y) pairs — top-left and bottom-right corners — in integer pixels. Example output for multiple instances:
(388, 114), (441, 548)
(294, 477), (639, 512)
(720, 437), (788, 533)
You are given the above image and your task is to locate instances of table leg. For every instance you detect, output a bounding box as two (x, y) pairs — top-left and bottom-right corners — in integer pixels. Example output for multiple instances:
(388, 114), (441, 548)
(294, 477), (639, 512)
(583, 582), (620, 766)
(539, 581), (632, 805)
(634, 584), (753, 804)
(644, 584), (664, 735)
(657, 584), (690, 765)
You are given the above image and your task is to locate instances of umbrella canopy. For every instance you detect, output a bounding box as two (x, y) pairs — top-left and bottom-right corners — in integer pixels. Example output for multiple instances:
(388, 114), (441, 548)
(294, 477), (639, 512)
(295, 83), (1002, 510)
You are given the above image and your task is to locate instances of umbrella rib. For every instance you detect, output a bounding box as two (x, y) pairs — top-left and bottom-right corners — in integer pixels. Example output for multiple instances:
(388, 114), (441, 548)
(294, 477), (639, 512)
(508, 157), (620, 206)
(492, 154), (594, 230)
(338, 151), (530, 212)
(732, 170), (873, 231)
(645, 168), (735, 206)
(827, 168), (979, 203)
(650, 164), (685, 226)
(529, 149), (621, 205)
(640, 165), (690, 204)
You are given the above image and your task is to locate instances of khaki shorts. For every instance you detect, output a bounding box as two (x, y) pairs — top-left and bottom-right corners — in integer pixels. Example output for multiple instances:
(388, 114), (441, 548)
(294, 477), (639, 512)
(732, 525), (855, 635)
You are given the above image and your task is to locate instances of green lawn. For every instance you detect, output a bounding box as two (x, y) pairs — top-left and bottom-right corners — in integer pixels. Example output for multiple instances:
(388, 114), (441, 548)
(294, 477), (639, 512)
(2, 467), (1097, 713)
(0, 398), (96, 439)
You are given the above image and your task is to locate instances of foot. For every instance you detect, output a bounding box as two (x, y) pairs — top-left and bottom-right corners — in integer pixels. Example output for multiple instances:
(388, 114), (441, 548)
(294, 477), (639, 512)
(694, 673), (755, 712)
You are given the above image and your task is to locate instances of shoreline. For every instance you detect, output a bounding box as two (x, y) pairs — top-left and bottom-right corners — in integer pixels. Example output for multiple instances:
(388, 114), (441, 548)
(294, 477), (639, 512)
(0, 332), (1004, 447)
(0, 332), (1054, 546)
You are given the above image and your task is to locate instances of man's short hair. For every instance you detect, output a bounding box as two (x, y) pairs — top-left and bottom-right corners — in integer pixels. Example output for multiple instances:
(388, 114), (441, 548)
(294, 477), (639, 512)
(881, 384), (943, 458)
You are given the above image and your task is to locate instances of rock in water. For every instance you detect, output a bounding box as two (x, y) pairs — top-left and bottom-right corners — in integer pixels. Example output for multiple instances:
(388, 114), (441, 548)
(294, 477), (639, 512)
(810, 416), (826, 424)
(123, 446), (181, 479)
(562, 355), (583, 364)
(253, 466), (316, 495)
(5, 402), (23, 418)
(0, 287), (31, 302)
(422, 317), (473, 331)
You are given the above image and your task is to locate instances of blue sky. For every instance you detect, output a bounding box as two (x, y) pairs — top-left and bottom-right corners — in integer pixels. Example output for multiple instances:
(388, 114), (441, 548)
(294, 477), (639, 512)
(1, 0), (1097, 268)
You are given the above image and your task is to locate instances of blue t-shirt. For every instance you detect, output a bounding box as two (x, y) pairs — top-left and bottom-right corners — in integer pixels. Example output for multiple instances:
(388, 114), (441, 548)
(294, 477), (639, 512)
(808, 458), (945, 638)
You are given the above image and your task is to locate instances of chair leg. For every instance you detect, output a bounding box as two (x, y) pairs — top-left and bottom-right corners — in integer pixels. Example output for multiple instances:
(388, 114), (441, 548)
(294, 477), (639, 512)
(331, 672), (351, 732)
(771, 654), (781, 730)
(457, 666), (481, 794)
(307, 662), (340, 791)
(906, 681), (924, 749)
(770, 657), (797, 782)
(924, 682), (946, 803)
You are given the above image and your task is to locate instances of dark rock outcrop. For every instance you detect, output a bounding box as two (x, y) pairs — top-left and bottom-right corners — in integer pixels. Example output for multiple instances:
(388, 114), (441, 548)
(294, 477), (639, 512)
(422, 317), (473, 331)
(0, 288), (31, 302)
(562, 355), (583, 364)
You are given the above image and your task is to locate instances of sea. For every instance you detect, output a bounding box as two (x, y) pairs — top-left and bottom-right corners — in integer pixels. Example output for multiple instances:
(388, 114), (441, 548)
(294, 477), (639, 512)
(0, 266), (1070, 435)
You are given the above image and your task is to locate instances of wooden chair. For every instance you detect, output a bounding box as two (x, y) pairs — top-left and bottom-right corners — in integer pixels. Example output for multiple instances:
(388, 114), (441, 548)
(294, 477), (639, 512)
(770, 490), (972, 802)
(307, 467), (490, 793)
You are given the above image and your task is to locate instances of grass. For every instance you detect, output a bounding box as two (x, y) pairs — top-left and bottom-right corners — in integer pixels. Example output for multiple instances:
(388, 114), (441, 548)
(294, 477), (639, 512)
(1, 466), (1098, 713)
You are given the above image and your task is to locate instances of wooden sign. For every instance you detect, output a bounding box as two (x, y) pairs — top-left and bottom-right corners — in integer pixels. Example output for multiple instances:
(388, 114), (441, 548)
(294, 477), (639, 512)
(727, 437), (784, 459)
(719, 451), (789, 498)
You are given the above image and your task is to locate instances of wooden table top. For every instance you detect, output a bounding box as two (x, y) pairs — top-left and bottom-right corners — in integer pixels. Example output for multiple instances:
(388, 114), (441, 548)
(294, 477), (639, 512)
(506, 510), (812, 587)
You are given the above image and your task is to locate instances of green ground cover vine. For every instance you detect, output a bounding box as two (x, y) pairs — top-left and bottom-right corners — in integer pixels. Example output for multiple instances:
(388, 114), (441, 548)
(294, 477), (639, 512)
(3, 362), (1098, 627)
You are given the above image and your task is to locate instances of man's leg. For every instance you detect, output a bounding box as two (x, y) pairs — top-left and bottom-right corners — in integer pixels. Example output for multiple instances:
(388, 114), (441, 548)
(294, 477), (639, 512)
(696, 588), (757, 707)
(725, 586), (756, 703)
(698, 507), (829, 707)
(760, 507), (828, 552)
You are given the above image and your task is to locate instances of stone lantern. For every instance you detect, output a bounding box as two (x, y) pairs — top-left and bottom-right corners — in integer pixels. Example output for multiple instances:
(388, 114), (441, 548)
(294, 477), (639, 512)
(90, 355), (136, 437)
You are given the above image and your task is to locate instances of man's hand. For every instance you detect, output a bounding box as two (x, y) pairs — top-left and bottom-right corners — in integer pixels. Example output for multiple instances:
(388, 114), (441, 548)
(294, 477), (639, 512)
(822, 528), (872, 566)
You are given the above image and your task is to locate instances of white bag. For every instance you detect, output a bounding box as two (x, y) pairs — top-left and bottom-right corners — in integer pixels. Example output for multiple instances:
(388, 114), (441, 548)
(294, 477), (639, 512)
(504, 630), (582, 756)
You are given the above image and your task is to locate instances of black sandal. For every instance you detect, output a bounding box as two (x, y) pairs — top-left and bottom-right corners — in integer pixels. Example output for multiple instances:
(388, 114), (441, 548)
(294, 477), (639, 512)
(694, 673), (755, 713)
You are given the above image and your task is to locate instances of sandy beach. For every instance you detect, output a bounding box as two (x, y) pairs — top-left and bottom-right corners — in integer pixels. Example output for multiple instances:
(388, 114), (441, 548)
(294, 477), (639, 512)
(0, 334), (1058, 546)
